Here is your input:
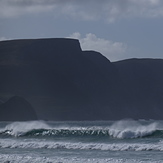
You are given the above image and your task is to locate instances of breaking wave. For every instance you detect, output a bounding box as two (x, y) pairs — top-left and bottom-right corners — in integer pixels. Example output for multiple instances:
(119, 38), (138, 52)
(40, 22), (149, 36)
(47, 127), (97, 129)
(1, 128), (163, 139)
(1, 139), (163, 151)
(0, 120), (162, 139)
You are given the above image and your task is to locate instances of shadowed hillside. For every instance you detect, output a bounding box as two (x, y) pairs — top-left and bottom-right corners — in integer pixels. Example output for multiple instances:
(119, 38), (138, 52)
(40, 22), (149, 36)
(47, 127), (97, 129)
(113, 58), (163, 119)
(0, 96), (37, 121)
(0, 38), (163, 120)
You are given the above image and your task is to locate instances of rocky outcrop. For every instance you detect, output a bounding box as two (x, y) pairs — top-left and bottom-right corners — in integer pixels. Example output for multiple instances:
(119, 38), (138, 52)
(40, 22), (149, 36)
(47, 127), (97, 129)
(0, 96), (37, 121)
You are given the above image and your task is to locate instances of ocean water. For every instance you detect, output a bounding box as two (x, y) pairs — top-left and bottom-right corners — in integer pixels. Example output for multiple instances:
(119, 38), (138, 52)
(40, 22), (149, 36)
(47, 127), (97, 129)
(0, 120), (163, 163)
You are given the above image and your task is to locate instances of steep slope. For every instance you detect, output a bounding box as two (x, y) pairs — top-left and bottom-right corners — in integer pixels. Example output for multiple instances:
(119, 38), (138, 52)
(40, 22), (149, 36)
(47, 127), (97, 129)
(1, 38), (163, 120)
(0, 96), (37, 121)
(0, 38), (121, 120)
(113, 58), (163, 119)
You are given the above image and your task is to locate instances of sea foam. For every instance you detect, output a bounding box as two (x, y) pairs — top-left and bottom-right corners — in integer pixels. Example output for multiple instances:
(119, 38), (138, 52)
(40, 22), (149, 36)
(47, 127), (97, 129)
(0, 121), (51, 136)
(0, 139), (163, 151)
(109, 119), (159, 139)
(0, 154), (160, 163)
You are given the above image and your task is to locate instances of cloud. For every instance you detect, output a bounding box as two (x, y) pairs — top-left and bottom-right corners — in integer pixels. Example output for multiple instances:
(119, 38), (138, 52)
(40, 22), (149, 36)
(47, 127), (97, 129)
(1, 0), (163, 21)
(0, 0), (55, 18)
(69, 32), (127, 61)
(102, 0), (163, 22)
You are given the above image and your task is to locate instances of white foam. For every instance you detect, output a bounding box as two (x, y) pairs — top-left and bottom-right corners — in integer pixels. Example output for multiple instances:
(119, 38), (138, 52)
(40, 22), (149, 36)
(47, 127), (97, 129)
(0, 154), (161, 163)
(0, 121), (51, 136)
(109, 120), (158, 139)
(0, 139), (163, 151)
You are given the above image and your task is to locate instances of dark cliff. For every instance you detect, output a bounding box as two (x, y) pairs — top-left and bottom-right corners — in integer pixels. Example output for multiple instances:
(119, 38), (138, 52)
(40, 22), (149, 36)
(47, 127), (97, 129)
(0, 38), (163, 120)
(0, 96), (37, 121)
(113, 58), (163, 119)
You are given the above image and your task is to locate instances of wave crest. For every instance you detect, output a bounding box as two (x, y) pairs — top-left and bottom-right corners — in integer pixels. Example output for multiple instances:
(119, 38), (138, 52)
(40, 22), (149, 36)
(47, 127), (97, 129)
(109, 120), (159, 139)
(0, 121), (51, 136)
(0, 120), (162, 139)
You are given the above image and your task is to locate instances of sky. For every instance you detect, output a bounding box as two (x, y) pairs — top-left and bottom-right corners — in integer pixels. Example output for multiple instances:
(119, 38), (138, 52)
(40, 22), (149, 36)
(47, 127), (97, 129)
(1, 0), (163, 61)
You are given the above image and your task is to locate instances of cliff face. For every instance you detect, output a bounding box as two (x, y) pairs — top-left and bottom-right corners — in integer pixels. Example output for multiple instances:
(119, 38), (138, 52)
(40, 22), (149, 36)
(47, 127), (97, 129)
(0, 38), (123, 120)
(0, 38), (163, 121)
(113, 59), (163, 119)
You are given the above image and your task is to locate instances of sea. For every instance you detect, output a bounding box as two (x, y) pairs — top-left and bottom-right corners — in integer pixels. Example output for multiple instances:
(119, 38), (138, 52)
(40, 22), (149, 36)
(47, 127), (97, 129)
(0, 119), (163, 163)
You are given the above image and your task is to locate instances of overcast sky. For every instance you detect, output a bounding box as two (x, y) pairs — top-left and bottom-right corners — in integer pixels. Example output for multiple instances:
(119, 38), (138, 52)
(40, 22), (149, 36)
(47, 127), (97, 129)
(1, 0), (163, 61)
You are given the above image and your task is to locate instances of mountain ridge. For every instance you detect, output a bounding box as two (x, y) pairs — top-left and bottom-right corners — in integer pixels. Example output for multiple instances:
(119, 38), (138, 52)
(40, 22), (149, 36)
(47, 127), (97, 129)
(0, 38), (163, 120)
